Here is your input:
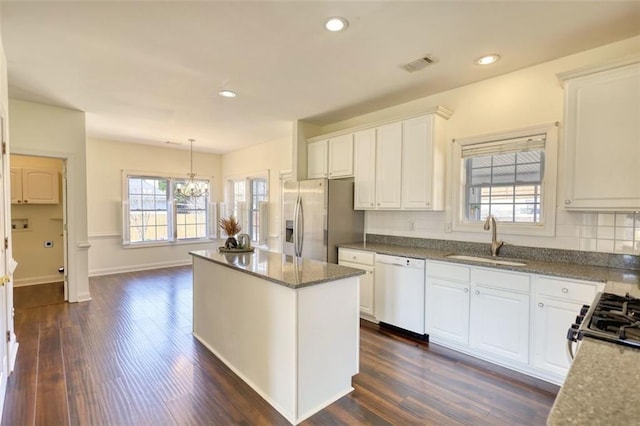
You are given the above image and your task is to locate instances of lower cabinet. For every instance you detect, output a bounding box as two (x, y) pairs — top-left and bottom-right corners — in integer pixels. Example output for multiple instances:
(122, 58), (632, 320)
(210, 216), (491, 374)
(470, 284), (530, 364)
(338, 248), (376, 321)
(425, 262), (470, 345)
(426, 260), (603, 385)
(426, 278), (470, 345)
(531, 276), (604, 381)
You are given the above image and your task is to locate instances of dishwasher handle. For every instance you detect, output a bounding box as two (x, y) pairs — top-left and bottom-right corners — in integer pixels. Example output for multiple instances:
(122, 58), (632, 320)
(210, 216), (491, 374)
(376, 254), (425, 268)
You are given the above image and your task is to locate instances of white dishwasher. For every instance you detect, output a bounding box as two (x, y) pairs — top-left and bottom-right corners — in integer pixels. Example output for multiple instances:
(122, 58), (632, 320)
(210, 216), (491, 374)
(375, 254), (426, 336)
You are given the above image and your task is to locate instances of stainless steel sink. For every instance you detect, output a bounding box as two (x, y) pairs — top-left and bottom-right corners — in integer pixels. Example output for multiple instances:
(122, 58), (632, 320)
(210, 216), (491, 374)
(446, 254), (527, 267)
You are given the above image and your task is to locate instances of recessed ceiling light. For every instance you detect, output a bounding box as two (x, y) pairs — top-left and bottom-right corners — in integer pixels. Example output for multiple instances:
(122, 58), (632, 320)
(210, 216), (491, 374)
(325, 17), (349, 32)
(475, 54), (500, 65)
(219, 90), (237, 98)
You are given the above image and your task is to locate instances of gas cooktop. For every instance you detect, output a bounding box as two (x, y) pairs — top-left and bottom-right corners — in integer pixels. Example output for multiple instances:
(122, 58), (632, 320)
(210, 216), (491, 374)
(570, 292), (640, 349)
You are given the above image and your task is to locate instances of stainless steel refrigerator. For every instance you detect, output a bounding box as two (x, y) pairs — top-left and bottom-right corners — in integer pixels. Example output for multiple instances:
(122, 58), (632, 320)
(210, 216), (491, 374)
(282, 179), (364, 264)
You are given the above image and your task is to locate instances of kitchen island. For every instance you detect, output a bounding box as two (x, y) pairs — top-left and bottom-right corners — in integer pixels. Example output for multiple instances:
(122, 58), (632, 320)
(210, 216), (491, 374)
(189, 248), (364, 425)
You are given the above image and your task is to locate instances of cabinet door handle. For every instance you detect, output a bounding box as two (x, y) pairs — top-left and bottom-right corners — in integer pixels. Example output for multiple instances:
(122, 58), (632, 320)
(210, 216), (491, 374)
(538, 302), (544, 308)
(562, 288), (569, 294)
(565, 200), (571, 204)
(474, 290), (480, 295)
(464, 288), (469, 293)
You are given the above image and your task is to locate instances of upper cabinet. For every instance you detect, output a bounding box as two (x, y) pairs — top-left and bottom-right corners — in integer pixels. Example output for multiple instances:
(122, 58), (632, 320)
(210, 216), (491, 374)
(375, 122), (403, 209)
(307, 134), (354, 179)
(560, 60), (640, 211)
(307, 139), (328, 179)
(351, 107), (451, 210)
(11, 168), (60, 204)
(328, 134), (354, 178)
(353, 128), (377, 209)
(401, 114), (447, 210)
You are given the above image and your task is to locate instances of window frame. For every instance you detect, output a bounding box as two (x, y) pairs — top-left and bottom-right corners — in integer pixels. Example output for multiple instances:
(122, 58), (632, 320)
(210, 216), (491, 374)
(122, 170), (214, 248)
(451, 123), (558, 237)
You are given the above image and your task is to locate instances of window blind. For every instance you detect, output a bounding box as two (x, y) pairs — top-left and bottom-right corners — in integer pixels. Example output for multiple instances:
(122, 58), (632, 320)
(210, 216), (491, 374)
(461, 135), (546, 158)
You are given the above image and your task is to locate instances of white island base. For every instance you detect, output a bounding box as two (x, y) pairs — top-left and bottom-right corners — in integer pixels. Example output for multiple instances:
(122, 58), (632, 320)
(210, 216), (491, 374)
(192, 252), (360, 425)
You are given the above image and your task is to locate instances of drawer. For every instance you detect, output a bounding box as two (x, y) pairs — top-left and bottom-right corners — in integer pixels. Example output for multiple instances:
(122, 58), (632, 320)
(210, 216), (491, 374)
(536, 276), (602, 303)
(338, 248), (375, 266)
(471, 268), (530, 293)
(339, 260), (374, 273)
(427, 261), (470, 282)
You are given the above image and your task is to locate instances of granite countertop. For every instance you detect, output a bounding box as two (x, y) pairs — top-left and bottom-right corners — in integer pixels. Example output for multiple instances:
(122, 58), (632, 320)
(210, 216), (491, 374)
(546, 282), (640, 425)
(339, 241), (640, 286)
(341, 237), (640, 425)
(547, 337), (640, 425)
(190, 248), (364, 289)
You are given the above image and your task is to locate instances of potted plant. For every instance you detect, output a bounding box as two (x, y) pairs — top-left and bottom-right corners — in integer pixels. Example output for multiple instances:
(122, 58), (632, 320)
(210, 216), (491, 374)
(219, 216), (241, 249)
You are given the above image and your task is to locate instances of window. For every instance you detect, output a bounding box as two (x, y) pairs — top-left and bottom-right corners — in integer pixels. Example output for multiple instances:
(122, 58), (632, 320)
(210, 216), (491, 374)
(123, 172), (211, 246)
(226, 173), (269, 245)
(465, 145), (544, 223)
(127, 176), (170, 243)
(174, 178), (209, 239)
(452, 123), (558, 237)
(250, 178), (268, 243)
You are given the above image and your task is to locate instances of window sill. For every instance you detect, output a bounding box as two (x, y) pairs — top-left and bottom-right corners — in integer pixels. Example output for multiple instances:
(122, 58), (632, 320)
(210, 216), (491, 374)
(122, 238), (219, 249)
(451, 221), (556, 238)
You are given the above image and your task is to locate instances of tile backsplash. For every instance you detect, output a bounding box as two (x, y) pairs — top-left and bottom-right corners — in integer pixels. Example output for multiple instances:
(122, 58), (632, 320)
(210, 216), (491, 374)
(594, 212), (639, 254)
(365, 209), (640, 255)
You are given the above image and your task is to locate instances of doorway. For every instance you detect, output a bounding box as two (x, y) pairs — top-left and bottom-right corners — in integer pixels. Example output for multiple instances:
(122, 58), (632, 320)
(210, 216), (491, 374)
(10, 154), (66, 307)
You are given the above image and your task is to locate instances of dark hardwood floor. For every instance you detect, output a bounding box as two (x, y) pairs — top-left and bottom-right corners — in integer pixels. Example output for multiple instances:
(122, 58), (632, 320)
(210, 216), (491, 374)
(14, 281), (65, 309)
(3, 266), (557, 425)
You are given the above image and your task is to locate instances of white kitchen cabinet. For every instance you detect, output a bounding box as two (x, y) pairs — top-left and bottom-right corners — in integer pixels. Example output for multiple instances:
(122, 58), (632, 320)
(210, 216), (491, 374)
(401, 115), (447, 210)
(307, 134), (354, 180)
(470, 284), (530, 364)
(469, 268), (530, 364)
(425, 261), (470, 346)
(353, 128), (377, 209)
(338, 248), (376, 320)
(328, 134), (354, 178)
(531, 276), (604, 380)
(560, 60), (640, 211)
(11, 167), (60, 204)
(375, 122), (402, 209)
(307, 139), (328, 179)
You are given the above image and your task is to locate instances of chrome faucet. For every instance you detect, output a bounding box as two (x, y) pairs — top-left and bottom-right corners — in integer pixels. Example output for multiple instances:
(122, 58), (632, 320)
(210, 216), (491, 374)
(483, 215), (504, 257)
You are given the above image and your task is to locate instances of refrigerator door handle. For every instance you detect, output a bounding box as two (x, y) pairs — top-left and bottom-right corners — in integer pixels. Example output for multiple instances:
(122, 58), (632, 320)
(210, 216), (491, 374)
(293, 196), (300, 257)
(297, 196), (304, 256)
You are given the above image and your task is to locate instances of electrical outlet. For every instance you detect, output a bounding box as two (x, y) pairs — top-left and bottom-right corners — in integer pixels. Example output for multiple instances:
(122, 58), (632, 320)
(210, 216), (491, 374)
(445, 223), (452, 233)
(44, 241), (54, 248)
(408, 221), (415, 231)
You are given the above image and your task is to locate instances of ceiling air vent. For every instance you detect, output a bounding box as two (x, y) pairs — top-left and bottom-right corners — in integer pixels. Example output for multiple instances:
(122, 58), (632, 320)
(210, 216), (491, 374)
(401, 55), (438, 73)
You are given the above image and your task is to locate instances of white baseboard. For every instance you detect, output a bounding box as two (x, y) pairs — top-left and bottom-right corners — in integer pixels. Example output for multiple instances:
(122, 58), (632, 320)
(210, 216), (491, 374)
(8, 340), (18, 373)
(14, 274), (63, 287)
(76, 293), (92, 303)
(89, 259), (192, 277)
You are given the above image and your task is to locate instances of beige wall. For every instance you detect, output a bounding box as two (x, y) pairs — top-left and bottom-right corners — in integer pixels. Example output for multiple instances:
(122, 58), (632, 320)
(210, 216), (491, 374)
(86, 137), (224, 275)
(300, 36), (640, 253)
(9, 99), (90, 301)
(222, 136), (292, 252)
(10, 155), (64, 285)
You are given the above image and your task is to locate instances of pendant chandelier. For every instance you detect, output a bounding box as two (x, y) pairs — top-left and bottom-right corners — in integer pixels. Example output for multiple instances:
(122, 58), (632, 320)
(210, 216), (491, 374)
(176, 139), (209, 198)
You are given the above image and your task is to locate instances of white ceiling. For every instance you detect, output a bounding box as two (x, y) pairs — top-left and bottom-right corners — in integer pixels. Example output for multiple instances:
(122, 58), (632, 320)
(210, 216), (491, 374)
(2, 1), (639, 154)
